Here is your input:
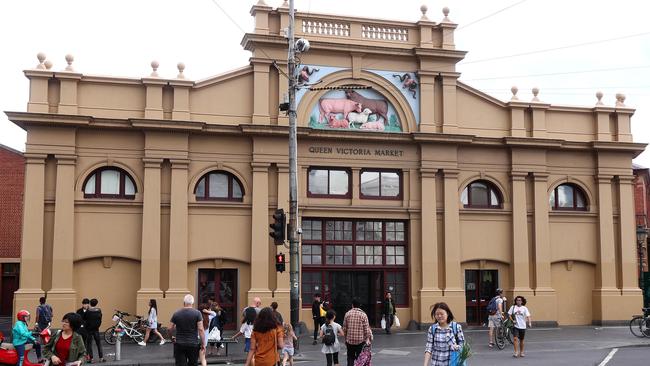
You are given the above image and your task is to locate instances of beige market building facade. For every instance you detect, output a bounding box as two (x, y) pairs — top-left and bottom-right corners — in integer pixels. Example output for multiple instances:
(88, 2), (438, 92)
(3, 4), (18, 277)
(9, 3), (646, 329)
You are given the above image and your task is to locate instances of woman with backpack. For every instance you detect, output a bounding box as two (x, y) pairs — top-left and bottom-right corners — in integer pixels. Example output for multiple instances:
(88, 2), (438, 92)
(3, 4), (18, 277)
(423, 302), (465, 366)
(244, 307), (284, 366)
(319, 310), (344, 366)
(507, 296), (532, 358)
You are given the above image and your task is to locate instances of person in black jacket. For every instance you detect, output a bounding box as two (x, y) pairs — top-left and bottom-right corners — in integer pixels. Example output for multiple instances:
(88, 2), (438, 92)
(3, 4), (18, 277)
(76, 298), (90, 348)
(312, 294), (324, 345)
(84, 298), (104, 363)
(383, 292), (396, 334)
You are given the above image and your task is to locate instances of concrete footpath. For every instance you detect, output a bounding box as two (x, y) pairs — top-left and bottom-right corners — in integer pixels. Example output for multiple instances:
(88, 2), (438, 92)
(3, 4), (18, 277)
(26, 326), (650, 366)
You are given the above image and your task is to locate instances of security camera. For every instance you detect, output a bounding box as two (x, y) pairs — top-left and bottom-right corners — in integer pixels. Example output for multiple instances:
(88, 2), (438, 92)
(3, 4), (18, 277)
(296, 227), (303, 235)
(295, 38), (310, 53)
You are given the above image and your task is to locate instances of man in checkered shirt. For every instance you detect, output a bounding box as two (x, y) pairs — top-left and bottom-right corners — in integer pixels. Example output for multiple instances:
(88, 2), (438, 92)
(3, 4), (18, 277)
(342, 298), (373, 366)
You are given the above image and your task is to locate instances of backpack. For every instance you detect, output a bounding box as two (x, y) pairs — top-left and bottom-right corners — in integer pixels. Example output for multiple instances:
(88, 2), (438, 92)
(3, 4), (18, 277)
(322, 324), (336, 346)
(486, 296), (499, 315)
(39, 304), (52, 323)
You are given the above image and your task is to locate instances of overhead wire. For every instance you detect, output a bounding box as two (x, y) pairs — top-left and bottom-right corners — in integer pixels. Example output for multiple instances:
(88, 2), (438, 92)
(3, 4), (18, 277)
(463, 65), (650, 81)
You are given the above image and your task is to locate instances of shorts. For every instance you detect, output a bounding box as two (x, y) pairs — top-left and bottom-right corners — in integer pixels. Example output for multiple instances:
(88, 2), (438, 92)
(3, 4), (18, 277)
(512, 327), (526, 340)
(244, 338), (251, 352)
(488, 315), (501, 328)
(282, 347), (295, 357)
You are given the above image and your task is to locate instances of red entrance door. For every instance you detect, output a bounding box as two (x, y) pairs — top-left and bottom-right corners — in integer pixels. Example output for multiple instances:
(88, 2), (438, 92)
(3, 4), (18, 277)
(1, 263), (20, 316)
(197, 269), (237, 330)
(465, 269), (498, 325)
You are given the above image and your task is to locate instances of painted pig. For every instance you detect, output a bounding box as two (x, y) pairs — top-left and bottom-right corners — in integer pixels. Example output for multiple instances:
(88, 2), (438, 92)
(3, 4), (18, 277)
(318, 98), (362, 122)
(328, 115), (350, 128)
(360, 120), (385, 131)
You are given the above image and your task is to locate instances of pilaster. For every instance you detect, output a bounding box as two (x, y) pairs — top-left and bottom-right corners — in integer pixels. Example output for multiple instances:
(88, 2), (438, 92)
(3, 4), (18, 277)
(440, 73), (459, 134)
(593, 174), (619, 321)
(167, 159), (190, 297)
(615, 109), (634, 142)
(618, 175), (642, 292)
(252, 59), (272, 124)
(442, 169), (465, 319)
(24, 70), (53, 113)
(14, 154), (47, 320)
(594, 107), (614, 142)
(351, 168), (361, 206)
(57, 72), (82, 115)
(137, 158), (164, 315)
(508, 102), (528, 138)
(418, 71), (437, 133)
(170, 79), (193, 120)
(532, 172), (557, 321)
(143, 78), (167, 120)
(249, 162), (273, 304)
(420, 168), (442, 320)
(48, 154), (77, 312)
(530, 103), (550, 138)
(511, 171), (533, 294)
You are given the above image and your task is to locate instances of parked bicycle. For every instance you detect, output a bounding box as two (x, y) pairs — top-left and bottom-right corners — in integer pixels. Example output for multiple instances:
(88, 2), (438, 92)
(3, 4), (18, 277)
(495, 316), (514, 349)
(104, 310), (146, 345)
(629, 307), (650, 338)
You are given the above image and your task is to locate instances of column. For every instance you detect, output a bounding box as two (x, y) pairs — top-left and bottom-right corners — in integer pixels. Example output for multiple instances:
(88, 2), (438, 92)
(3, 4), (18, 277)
(618, 175), (642, 300)
(442, 169), (465, 319)
(510, 172), (533, 296)
(440, 73), (459, 134)
(137, 158), (164, 315)
(275, 164), (291, 313)
(13, 154), (46, 321)
(420, 168), (442, 319)
(48, 155), (77, 312)
(418, 72), (437, 133)
(57, 73), (82, 115)
(252, 60), (271, 124)
(593, 174), (619, 321)
(532, 172), (557, 322)
(249, 162), (272, 304)
(166, 159), (190, 299)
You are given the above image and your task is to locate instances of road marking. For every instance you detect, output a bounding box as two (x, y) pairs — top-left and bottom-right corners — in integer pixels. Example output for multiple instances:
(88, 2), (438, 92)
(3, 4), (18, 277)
(597, 348), (618, 366)
(378, 349), (411, 356)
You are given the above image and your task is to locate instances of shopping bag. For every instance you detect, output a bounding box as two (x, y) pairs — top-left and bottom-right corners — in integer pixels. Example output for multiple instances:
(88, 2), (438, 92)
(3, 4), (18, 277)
(450, 350), (467, 366)
(394, 316), (400, 328)
(208, 327), (221, 341)
(354, 344), (372, 366)
(380, 318), (386, 329)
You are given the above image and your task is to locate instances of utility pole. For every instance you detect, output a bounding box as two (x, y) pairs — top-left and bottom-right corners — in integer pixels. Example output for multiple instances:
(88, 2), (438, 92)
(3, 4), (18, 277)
(287, 0), (300, 331)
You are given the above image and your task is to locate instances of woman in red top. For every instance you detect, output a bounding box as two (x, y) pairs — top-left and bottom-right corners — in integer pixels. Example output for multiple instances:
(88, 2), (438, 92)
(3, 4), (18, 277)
(43, 312), (87, 365)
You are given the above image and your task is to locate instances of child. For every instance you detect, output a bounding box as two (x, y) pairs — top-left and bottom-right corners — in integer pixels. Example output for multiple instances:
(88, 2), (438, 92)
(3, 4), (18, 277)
(232, 308), (256, 353)
(319, 310), (344, 366)
(13, 310), (43, 366)
(281, 322), (298, 366)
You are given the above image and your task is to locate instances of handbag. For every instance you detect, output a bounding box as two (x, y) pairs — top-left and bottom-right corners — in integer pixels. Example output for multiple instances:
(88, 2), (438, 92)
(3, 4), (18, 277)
(449, 322), (467, 366)
(380, 318), (386, 329)
(354, 343), (372, 366)
(208, 327), (221, 341)
(394, 316), (400, 328)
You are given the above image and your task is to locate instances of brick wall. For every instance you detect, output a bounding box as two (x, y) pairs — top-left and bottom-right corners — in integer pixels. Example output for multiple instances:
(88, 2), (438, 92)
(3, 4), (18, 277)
(0, 145), (24, 258)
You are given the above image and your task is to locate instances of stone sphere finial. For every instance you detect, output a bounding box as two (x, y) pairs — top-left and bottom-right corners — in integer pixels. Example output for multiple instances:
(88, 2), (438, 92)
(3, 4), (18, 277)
(281, 0), (288, 7)
(420, 5), (429, 20)
(442, 6), (451, 22)
(64, 54), (74, 71)
(150, 60), (160, 77)
(615, 93), (626, 107)
(531, 87), (540, 102)
(511, 86), (519, 101)
(595, 91), (604, 105)
(44, 60), (53, 70)
(256, 0), (267, 5)
(36, 52), (47, 69)
(177, 62), (186, 79)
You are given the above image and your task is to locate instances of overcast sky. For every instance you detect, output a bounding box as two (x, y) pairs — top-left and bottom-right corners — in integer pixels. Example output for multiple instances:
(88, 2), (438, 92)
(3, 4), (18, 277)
(1, 0), (648, 167)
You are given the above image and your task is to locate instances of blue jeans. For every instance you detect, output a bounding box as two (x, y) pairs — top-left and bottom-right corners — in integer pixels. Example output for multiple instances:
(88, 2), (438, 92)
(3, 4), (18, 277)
(15, 340), (42, 366)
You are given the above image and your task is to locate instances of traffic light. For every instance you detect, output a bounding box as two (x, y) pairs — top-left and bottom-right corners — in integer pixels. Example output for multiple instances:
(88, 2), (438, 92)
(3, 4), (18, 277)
(269, 208), (286, 245)
(275, 253), (286, 273)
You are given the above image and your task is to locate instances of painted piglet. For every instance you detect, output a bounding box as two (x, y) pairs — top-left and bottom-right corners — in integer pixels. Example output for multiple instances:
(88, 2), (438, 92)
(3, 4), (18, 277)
(328, 115), (350, 128)
(318, 98), (362, 122)
(360, 119), (385, 131)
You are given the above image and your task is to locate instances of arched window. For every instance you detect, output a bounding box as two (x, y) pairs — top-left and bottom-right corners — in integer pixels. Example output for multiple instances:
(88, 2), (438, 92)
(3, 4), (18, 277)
(83, 167), (136, 199)
(461, 180), (502, 208)
(194, 171), (244, 201)
(549, 183), (587, 210)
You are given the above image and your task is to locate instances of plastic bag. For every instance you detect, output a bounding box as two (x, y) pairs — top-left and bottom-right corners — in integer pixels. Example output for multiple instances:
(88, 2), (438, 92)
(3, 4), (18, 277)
(394, 316), (400, 328)
(380, 318), (386, 329)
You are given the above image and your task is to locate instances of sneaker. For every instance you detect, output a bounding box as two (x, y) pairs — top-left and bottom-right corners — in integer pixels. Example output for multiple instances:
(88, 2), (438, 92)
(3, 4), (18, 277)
(137, 341), (146, 346)
(159, 339), (165, 345)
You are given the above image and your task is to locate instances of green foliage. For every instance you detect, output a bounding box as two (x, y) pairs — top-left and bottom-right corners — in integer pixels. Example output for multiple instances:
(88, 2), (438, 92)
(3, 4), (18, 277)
(459, 341), (472, 363)
(389, 114), (398, 126)
(309, 115), (318, 128)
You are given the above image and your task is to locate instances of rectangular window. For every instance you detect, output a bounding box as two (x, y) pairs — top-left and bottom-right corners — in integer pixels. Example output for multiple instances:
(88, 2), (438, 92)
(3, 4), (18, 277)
(326, 245), (353, 265)
(308, 168), (350, 198)
(360, 170), (401, 199)
(386, 245), (406, 265)
(356, 221), (383, 241)
(356, 245), (383, 265)
(325, 220), (353, 241)
(385, 221), (405, 242)
(301, 271), (322, 304)
(302, 220), (322, 241)
(302, 245), (322, 265)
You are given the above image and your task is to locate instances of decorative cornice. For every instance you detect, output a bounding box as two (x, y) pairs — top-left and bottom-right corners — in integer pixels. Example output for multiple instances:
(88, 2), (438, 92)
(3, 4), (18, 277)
(170, 159), (190, 168)
(142, 158), (164, 168)
(55, 154), (77, 165)
(130, 118), (204, 131)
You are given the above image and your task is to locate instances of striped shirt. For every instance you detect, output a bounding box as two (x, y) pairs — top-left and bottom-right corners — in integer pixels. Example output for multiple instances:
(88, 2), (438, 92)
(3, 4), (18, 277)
(424, 322), (465, 366)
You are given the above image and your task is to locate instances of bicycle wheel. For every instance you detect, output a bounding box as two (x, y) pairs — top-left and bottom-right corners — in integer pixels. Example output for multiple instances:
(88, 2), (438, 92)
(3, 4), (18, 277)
(629, 316), (645, 338)
(506, 327), (514, 345)
(641, 317), (650, 337)
(104, 326), (117, 345)
(495, 327), (506, 349)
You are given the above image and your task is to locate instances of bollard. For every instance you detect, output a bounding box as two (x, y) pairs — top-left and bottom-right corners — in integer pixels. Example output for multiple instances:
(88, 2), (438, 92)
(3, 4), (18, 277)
(115, 327), (122, 361)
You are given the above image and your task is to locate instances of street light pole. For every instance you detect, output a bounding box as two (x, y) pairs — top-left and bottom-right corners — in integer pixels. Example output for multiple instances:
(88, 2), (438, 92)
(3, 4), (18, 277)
(287, 0), (301, 331)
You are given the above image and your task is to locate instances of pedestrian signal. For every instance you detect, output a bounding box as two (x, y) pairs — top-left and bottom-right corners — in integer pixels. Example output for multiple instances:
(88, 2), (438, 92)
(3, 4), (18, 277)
(275, 253), (286, 273)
